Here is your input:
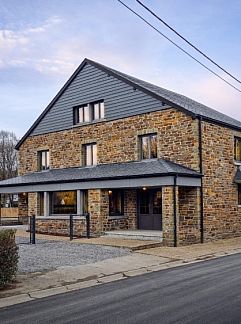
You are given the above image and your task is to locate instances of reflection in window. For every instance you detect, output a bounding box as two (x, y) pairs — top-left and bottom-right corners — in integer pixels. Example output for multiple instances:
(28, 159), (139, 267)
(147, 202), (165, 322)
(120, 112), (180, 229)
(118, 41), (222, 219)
(140, 134), (157, 160)
(238, 185), (241, 206)
(109, 190), (124, 216)
(50, 191), (77, 215)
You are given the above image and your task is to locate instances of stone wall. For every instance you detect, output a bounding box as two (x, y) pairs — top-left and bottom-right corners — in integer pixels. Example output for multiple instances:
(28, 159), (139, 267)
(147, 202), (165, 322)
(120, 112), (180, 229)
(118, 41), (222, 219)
(18, 108), (199, 175)
(202, 122), (241, 240)
(178, 187), (200, 245)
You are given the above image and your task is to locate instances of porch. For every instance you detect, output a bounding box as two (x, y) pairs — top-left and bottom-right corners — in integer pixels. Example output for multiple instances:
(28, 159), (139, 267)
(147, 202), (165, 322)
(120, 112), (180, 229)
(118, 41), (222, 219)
(0, 159), (202, 246)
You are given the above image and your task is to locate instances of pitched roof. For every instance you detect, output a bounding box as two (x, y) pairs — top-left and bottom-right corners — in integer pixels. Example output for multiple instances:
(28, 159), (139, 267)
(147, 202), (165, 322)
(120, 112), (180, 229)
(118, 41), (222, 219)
(0, 159), (201, 188)
(16, 58), (241, 149)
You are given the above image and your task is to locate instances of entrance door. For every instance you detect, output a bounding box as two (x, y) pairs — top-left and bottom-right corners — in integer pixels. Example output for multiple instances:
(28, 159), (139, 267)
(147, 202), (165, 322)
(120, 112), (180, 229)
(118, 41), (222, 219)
(138, 189), (162, 230)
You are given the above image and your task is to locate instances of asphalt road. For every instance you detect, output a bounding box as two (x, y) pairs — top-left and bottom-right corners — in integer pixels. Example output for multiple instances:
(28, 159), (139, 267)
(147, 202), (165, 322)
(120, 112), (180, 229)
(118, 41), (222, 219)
(1, 253), (241, 324)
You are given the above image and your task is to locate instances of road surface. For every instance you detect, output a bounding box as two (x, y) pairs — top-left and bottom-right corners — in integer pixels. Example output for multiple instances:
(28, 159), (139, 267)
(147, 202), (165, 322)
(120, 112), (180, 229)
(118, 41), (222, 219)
(1, 253), (241, 323)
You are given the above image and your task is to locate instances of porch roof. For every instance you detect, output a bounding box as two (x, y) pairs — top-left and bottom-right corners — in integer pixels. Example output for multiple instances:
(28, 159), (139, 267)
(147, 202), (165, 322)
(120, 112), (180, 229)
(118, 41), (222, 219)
(0, 159), (202, 193)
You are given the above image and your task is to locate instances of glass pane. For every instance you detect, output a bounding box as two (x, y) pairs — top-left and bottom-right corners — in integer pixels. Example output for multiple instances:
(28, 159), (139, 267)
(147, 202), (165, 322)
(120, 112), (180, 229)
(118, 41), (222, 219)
(83, 190), (88, 213)
(94, 103), (99, 120)
(50, 191), (77, 214)
(141, 136), (149, 160)
(140, 190), (150, 214)
(109, 190), (123, 215)
(237, 139), (241, 161)
(41, 152), (45, 169)
(150, 135), (157, 158)
(153, 190), (162, 214)
(39, 192), (44, 216)
(100, 102), (105, 119)
(86, 145), (92, 166)
(46, 151), (49, 169)
(92, 144), (97, 165)
(84, 105), (90, 122)
(79, 107), (83, 123)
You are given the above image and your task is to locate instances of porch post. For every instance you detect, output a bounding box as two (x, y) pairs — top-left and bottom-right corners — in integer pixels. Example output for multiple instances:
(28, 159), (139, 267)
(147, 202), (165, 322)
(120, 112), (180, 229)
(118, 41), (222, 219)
(44, 192), (49, 217)
(77, 190), (83, 215)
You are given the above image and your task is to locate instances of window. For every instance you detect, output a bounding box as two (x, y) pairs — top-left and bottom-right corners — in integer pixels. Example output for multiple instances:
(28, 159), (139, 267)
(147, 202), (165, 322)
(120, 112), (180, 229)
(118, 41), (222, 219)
(74, 100), (104, 125)
(83, 143), (97, 166)
(50, 191), (77, 215)
(140, 134), (157, 160)
(238, 185), (241, 206)
(93, 101), (105, 120)
(109, 190), (124, 216)
(38, 150), (49, 170)
(234, 137), (241, 162)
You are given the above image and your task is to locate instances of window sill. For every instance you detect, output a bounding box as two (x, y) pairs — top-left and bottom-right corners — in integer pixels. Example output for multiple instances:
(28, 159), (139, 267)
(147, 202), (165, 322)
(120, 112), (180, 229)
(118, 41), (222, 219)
(234, 161), (241, 166)
(36, 215), (86, 220)
(108, 215), (127, 220)
(73, 118), (106, 128)
(238, 205), (241, 208)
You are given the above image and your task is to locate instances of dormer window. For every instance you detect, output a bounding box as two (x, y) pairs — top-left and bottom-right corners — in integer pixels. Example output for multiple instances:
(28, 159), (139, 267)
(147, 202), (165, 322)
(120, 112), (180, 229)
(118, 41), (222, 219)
(74, 100), (104, 125)
(38, 150), (49, 170)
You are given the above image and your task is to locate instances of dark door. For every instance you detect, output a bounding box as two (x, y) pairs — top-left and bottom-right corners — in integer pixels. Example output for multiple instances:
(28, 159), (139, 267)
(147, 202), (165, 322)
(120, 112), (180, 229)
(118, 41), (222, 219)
(138, 189), (162, 230)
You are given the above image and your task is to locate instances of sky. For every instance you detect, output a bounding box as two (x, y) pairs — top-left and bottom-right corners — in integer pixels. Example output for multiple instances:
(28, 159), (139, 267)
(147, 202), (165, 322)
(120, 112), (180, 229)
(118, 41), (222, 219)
(0, 0), (241, 139)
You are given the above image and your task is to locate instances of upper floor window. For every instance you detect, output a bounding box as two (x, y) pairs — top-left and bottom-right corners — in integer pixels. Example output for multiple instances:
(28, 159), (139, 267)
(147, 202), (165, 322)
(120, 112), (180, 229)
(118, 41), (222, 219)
(93, 101), (105, 120)
(140, 134), (157, 160)
(74, 100), (104, 125)
(234, 137), (241, 162)
(83, 143), (97, 166)
(38, 150), (49, 170)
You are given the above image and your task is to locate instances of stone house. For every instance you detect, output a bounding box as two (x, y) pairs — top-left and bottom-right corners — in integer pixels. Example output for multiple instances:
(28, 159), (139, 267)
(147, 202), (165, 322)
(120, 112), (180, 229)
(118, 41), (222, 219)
(1, 58), (241, 246)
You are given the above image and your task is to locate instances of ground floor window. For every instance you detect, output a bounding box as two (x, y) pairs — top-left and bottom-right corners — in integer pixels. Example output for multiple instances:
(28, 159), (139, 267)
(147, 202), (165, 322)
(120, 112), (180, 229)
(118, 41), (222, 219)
(50, 191), (77, 215)
(238, 185), (241, 206)
(109, 190), (124, 216)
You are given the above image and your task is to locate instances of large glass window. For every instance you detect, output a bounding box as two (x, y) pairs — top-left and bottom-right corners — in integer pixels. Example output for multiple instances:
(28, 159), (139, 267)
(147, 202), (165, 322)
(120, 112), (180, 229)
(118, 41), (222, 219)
(234, 137), (241, 162)
(83, 143), (97, 166)
(38, 150), (49, 170)
(50, 191), (77, 215)
(109, 190), (124, 216)
(140, 134), (157, 160)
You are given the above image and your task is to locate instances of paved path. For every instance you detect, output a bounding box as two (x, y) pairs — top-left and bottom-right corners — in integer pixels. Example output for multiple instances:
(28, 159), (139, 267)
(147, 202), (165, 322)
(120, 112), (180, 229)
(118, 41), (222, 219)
(1, 253), (241, 324)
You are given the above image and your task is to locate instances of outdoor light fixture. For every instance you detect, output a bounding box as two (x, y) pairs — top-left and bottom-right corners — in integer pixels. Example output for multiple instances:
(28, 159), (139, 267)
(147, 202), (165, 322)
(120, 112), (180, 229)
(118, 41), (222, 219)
(142, 187), (147, 191)
(108, 190), (112, 195)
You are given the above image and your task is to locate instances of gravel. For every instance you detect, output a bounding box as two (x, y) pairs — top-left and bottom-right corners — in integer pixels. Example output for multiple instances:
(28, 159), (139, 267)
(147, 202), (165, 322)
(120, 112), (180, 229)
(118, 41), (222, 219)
(16, 237), (131, 273)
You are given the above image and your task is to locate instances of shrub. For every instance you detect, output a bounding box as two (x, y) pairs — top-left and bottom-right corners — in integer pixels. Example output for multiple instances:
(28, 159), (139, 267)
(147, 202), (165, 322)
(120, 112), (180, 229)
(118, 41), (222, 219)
(0, 229), (19, 289)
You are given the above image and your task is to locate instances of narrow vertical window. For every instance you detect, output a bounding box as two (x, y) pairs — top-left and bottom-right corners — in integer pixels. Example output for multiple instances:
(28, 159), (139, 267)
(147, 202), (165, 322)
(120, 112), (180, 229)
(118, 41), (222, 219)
(83, 143), (97, 166)
(140, 134), (157, 160)
(38, 150), (49, 170)
(234, 137), (241, 162)
(93, 101), (105, 121)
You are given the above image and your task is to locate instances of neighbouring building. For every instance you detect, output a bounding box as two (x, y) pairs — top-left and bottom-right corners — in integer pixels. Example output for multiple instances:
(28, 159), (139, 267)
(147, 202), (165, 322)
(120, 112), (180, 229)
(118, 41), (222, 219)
(0, 58), (241, 246)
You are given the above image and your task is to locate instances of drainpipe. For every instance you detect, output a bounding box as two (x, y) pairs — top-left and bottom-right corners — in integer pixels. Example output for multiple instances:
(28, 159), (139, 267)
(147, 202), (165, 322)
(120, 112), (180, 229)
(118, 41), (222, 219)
(198, 116), (204, 243)
(173, 174), (177, 247)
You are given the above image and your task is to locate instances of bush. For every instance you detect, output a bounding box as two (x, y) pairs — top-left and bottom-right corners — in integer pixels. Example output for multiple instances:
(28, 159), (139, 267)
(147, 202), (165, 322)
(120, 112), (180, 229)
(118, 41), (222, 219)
(0, 229), (19, 289)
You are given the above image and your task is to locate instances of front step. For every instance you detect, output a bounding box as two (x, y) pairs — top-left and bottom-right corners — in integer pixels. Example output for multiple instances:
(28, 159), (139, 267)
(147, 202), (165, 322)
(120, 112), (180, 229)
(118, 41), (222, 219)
(103, 230), (163, 242)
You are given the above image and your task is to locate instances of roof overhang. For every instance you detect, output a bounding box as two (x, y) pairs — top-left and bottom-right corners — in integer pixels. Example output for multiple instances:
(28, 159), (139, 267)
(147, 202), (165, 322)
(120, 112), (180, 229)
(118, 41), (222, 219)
(0, 175), (201, 194)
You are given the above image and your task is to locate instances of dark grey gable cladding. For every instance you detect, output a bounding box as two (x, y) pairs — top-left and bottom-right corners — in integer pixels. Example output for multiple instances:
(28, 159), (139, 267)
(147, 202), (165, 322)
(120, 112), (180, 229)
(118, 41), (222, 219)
(29, 64), (168, 136)
(0, 159), (201, 188)
(16, 58), (241, 149)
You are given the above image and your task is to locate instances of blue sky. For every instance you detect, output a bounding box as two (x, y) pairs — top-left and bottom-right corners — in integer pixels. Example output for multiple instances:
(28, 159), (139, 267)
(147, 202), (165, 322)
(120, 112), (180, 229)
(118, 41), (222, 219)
(0, 0), (241, 138)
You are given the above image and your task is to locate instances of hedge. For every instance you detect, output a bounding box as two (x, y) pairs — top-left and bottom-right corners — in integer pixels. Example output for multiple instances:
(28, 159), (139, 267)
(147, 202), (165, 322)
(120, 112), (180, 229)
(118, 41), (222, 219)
(0, 229), (19, 289)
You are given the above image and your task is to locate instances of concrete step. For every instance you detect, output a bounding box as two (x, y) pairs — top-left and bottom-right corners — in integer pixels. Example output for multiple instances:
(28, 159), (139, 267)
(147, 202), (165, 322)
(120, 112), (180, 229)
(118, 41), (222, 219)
(103, 230), (163, 242)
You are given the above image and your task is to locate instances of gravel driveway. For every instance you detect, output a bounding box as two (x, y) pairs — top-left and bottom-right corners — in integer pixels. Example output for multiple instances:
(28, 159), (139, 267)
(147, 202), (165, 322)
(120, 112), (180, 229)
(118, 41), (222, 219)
(16, 237), (131, 273)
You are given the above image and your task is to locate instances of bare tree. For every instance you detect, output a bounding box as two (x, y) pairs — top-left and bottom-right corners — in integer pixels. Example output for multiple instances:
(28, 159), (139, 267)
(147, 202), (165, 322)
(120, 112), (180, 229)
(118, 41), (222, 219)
(0, 131), (18, 207)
